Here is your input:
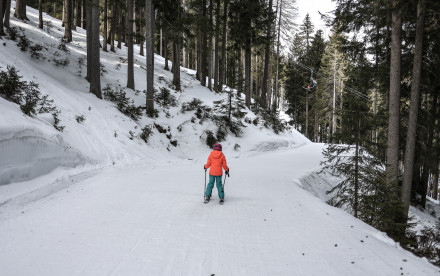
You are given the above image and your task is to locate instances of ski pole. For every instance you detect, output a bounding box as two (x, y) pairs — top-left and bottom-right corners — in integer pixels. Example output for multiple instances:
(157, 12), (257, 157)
(204, 169), (207, 198)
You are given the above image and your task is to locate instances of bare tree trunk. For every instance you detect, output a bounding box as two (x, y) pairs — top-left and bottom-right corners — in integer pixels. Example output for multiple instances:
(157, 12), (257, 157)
(71, 0), (76, 31)
(173, 37), (181, 90)
(89, 0), (101, 98)
(201, 0), (207, 86)
(159, 18), (163, 56)
(127, 0), (135, 90)
(196, 29), (201, 80)
(207, 0), (213, 91)
(386, 0), (402, 188)
(15, 0), (27, 20)
(62, 0), (66, 26)
(38, 0), (43, 29)
(275, 0), (283, 109)
(0, 0), (5, 36)
(145, 0), (155, 114)
(103, 0), (108, 51)
(86, 1), (91, 82)
(164, 34), (169, 70)
(76, 0), (81, 28)
(218, 0), (227, 92)
(354, 111), (360, 218)
(64, 0), (72, 42)
(82, 0), (86, 28)
(110, 2), (116, 52)
(305, 93), (309, 138)
(261, 0), (273, 109)
(402, 0), (426, 215)
(3, 0), (10, 28)
(117, 5), (122, 49)
(244, 47), (251, 108)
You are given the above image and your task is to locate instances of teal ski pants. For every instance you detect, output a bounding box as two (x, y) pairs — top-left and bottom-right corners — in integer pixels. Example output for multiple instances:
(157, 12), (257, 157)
(205, 175), (224, 199)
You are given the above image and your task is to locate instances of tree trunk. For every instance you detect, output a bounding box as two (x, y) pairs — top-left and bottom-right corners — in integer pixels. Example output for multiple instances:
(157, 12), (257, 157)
(15, 0), (27, 20)
(0, 0), (5, 36)
(401, 0), (426, 215)
(117, 5), (122, 49)
(218, 0), (227, 91)
(207, 0), (213, 91)
(38, 0), (43, 29)
(110, 2), (116, 52)
(275, 0), (283, 110)
(261, 0), (273, 109)
(86, 2), (92, 82)
(64, 0), (72, 42)
(244, 46), (251, 108)
(201, 0), (208, 86)
(89, 0), (101, 98)
(62, 0), (66, 26)
(173, 37), (181, 91)
(3, 0), (10, 28)
(386, 0), (402, 188)
(354, 112), (360, 218)
(127, 0), (135, 90)
(305, 93), (309, 138)
(196, 29), (201, 81)
(71, 0), (76, 31)
(145, 0), (155, 114)
(103, 0), (108, 51)
(82, 0), (86, 28)
(164, 34), (169, 71)
(76, 0), (81, 28)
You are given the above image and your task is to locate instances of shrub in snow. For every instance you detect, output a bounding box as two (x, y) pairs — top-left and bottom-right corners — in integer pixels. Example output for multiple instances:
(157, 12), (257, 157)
(17, 34), (30, 51)
(103, 85), (143, 121)
(75, 115), (86, 123)
(44, 21), (53, 34)
(0, 66), (26, 103)
(76, 56), (86, 77)
(20, 81), (41, 116)
(140, 125), (154, 143)
(58, 38), (69, 52)
(52, 110), (65, 132)
(6, 27), (22, 41)
(155, 87), (177, 109)
(252, 103), (286, 134)
(181, 98), (204, 112)
(30, 44), (45, 60)
(100, 63), (107, 76)
(0, 66), (64, 131)
(234, 143), (241, 151)
(205, 130), (216, 148)
(408, 221), (440, 266)
(53, 55), (70, 67)
(212, 95), (246, 137)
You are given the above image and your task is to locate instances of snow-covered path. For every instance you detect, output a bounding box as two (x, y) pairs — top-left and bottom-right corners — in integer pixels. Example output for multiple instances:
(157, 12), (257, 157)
(0, 144), (437, 275)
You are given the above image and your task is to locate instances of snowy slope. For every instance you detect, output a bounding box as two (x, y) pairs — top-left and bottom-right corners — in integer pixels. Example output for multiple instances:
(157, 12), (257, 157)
(0, 3), (439, 275)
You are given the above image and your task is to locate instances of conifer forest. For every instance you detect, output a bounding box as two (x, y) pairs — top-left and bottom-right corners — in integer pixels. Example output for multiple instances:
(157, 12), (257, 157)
(1, 0), (440, 270)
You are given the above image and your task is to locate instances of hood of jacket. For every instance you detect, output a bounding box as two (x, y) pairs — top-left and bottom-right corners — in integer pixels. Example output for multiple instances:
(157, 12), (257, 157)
(210, 150), (223, 159)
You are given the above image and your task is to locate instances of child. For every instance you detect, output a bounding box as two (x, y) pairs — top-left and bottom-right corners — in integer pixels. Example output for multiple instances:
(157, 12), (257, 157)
(204, 143), (229, 203)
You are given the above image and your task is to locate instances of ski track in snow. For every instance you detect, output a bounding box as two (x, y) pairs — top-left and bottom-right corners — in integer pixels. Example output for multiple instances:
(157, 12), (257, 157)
(0, 144), (438, 275)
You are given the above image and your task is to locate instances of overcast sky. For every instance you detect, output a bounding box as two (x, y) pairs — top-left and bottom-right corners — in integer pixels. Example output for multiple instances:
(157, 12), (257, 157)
(295, 0), (335, 34)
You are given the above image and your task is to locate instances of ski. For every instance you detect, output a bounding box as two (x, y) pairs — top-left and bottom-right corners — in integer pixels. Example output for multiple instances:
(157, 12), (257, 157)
(204, 197), (210, 204)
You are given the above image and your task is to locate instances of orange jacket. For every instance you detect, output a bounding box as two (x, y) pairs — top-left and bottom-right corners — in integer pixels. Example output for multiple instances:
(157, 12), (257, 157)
(204, 150), (229, 176)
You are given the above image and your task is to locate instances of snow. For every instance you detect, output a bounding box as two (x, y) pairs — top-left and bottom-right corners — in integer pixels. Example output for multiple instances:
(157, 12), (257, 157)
(0, 3), (439, 275)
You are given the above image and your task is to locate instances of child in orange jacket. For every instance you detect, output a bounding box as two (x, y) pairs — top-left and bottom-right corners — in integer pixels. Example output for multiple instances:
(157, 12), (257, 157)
(204, 143), (229, 203)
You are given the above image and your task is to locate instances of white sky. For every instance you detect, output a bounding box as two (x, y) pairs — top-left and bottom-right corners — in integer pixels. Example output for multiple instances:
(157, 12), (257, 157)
(295, 0), (335, 34)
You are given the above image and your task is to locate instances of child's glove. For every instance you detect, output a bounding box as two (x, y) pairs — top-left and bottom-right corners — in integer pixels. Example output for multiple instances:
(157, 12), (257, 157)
(203, 166), (207, 171)
(226, 170), (230, 177)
